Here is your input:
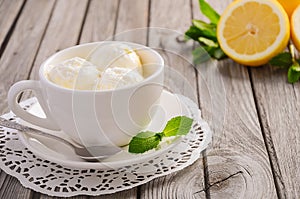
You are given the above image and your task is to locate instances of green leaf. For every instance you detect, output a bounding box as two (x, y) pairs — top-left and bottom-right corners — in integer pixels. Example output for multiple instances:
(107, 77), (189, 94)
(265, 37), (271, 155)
(185, 25), (204, 41)
(128, 116), (193, 154)
(269, 52), (293, 68)
(288, 68), (300, 83)
(185, 24), (217, 42)
(192, 46), (211, 64)
(199, 0), (220, 24)
(198, 37), (218, 48)
(203, 45), (227, 60)
(128, 131), (162, 153)
(288, 61), (300, 83)
(192, 20), (217, 40)
(163, 116), (193, 137)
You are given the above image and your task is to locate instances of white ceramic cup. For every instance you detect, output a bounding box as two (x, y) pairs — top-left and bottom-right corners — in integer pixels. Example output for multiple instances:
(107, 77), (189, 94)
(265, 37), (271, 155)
(8, 41), (164, 147)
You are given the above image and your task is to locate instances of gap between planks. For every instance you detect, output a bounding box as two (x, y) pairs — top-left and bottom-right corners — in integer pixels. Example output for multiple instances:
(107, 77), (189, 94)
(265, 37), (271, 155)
(248, 67), (286, 199)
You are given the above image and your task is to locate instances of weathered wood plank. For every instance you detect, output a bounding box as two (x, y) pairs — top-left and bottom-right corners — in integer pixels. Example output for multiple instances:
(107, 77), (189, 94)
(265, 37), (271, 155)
(192, 0), (278, 198)
(0, 171), (7, 191)
(40, 196), (87, 199)
(0, 0), (55, 114)
(0, 175), (32, 199)
(200, 61), (277, 199)
(92, 190), (137, 199)
(80, 0), (119, 43)
(148, 0), (197, 101)
(144, 0), (206, 198)
(0, 0), (25, 51)
(250, 65), (300, 198)
(114, 0), (149, 44)
(141, 161), (206, 199)
(0, 0), (55, 198)
(27, 0), (89, 85)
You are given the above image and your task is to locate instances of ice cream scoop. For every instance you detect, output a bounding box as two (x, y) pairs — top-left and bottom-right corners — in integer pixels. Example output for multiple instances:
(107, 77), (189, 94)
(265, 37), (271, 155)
(47, 44), (145, 91)
(47, 57), (101, 90)
(98, 67), (144, 90)
(87, 43), (143, 75)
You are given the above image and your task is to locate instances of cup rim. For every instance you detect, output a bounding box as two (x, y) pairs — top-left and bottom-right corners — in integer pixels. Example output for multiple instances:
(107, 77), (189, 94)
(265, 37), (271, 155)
(39, 41), (164, 93)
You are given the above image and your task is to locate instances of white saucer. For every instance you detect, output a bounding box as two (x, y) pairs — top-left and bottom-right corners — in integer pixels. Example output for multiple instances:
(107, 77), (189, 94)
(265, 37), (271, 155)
(18, 90), (198, 169)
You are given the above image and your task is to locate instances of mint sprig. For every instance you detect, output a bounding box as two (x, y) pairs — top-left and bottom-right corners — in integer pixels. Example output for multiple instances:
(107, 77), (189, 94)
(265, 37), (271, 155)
(185, 0), (227, 64)
(268, 45), (300, 83)
(128, 116), (193, 154)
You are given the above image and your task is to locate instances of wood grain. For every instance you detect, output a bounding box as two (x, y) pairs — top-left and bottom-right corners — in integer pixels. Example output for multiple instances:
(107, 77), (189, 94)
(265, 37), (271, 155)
(92, 189), (137, 199)
(198, 59), (277, 198)
(80, 0), (119, 43)
(0, 0), (55, 114)
(40, 196), (87, 199)
(192, 0), (278, 198)
(144, 0), (206, 198)
(114, 0), (149, 44)
(0, 0), (25, 51)
(250, 65), (300, 198)
(0, 175), (32, 199)
(140, 161), (206, 199)
(148, 0), (197, 101)
(0, 0), (56, 198)
(27, 0), (89, 83)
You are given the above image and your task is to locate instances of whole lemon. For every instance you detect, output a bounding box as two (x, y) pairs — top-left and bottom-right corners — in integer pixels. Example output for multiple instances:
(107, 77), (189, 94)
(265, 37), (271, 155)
(277, 0), (300, 17)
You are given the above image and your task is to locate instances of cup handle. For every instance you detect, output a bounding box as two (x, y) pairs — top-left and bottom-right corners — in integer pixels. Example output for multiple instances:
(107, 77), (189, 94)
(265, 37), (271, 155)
(8, 80), (60, 130)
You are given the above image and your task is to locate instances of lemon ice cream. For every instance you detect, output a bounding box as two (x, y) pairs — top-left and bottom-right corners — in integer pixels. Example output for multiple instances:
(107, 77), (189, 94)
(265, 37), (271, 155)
(46, 43), (144, 90)
(98, 67), (144, 90)
(88, 43), (143, 75)
(47, 57), (101, 90)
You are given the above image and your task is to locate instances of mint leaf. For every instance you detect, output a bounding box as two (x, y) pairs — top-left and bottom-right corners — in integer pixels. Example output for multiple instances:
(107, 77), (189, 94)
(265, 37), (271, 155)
(288, 61), (300, 83)
(185, 23), (217, 42)
(203, 45), (227, 60)
(199, 0), (220, 24)
(192, 20), (217, 40)
(185, 25), (205, 41)
(128, 116), (194, 154)
(269, 52), (293, 68)
(199, 37), (218, 48)
(185, 1), (225, 63)
(163, 116), (193, 137)
(128, 131), (162, 153)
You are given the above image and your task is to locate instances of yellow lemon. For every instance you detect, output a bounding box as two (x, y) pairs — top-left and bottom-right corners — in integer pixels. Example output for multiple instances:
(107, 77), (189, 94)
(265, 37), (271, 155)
(277, 0), (300, 18)
(291, 5), (300, 51)
(217, 0), (290, 66)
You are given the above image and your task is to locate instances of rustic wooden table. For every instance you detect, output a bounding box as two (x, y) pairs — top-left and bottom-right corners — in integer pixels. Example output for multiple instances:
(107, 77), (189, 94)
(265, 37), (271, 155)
(0, 0), (299, 198)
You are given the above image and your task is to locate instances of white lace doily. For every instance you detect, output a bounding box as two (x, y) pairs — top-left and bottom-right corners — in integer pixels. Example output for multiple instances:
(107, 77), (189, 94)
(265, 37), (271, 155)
(0, 96), (212, 197)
